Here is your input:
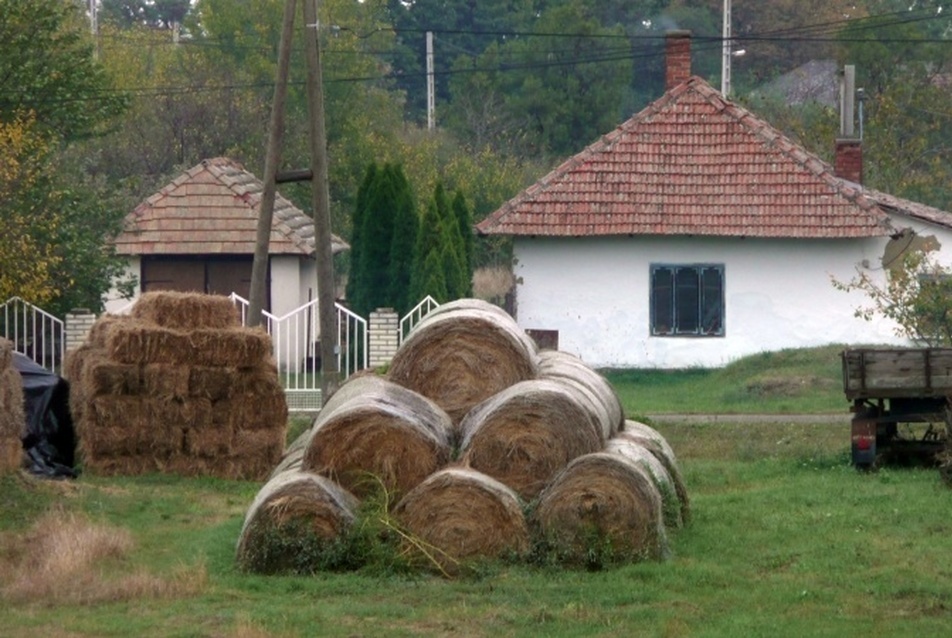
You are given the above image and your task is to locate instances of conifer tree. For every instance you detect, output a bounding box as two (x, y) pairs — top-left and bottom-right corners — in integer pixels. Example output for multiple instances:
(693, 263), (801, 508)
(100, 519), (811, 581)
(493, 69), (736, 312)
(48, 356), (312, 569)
(433, 182), (467, 300)
(386, 164), (418, 314)
(451, 190), (474, 296)
(410, 195), (449, 303)
(353, 162), (396, 317)
(346, 162), (377, 315)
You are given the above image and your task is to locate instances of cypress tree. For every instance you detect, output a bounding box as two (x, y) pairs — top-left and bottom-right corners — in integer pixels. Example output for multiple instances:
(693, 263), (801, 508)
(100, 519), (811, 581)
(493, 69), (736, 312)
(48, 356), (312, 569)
(410, 195), (449, 303)
(355, 162), (396, 317)
(433, 182), (466, 300)
(386, 164), (418, 314)
(346, 162), (377, 314)
(451, 190), (474, 297)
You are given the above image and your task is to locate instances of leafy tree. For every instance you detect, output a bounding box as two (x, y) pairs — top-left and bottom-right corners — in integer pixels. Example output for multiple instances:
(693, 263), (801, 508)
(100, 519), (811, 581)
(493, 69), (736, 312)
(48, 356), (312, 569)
(0, 114), (130, 314)
(100, 0), (192, 30)
(834, 243), (952, 346)
(691, 0), (867, 90)
(446, 3), (633, 157)
(0, 116), (60, 304)
(385, 0), (539, 123)
(0, 0), (127, 141)
(0, 0), (131, 313)
(836, 3), (952, 211)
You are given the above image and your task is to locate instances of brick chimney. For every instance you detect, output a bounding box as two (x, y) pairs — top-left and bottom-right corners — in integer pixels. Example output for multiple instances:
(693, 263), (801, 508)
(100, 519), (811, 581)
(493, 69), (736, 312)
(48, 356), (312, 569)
(665, 30), (692, 90)
(834, 138), (863, 184)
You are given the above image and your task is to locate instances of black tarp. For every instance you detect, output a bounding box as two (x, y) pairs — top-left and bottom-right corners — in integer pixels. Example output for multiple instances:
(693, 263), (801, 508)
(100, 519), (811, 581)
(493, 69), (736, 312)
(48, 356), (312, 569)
(13, 353), (78, 479)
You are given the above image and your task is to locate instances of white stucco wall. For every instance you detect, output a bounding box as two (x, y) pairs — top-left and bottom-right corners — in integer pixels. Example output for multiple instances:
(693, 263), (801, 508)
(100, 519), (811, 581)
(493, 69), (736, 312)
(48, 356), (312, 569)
(102, 257), (141, 314)
(511, 223), (952, 369)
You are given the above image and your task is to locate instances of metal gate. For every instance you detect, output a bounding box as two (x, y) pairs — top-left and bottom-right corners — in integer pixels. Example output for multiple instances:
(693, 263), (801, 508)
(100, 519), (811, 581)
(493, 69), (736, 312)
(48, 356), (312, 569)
(0, 297), (65, 371)
(400, 295), (440, 344)
(229, 294), (367, 412)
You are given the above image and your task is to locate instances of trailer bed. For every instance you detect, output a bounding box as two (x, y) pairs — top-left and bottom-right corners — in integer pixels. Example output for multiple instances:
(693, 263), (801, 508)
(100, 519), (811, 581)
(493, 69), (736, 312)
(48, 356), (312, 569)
(841, 347), (952, 401)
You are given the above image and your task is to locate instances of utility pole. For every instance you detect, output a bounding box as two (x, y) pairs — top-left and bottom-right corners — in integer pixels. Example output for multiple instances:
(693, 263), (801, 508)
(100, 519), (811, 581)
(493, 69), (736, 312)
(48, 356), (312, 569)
(426, 31), (435, 130)
(89, 0), (99, 60)
(302, 0), (341, 400)
(248, 0), (339, 401)
(721, 0), (731, 97)
(248, 0), (296, 329)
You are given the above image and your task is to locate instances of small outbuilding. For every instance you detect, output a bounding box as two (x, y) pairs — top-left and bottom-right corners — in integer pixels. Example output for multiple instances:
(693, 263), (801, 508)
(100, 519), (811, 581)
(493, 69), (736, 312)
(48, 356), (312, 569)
(105, 157), (348, 318)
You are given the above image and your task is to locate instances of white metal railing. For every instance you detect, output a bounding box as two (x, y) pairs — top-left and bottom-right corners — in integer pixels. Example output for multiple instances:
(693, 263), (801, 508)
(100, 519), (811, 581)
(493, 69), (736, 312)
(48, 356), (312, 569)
(0, 297), (65, 371)
(400, 295), (440, 344)
(229, 294), (367, 412)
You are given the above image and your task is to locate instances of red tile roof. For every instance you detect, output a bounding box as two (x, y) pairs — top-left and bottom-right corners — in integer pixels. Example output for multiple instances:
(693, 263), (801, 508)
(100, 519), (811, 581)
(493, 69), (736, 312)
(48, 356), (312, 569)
(115, 157), (348, 256)
(476, 77), (895, 239)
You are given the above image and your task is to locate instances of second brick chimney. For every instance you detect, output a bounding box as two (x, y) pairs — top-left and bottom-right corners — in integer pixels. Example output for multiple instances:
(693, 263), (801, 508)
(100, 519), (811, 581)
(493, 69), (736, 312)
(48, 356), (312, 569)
(665, 30), (692, 90)
(834, 138), (863, 184)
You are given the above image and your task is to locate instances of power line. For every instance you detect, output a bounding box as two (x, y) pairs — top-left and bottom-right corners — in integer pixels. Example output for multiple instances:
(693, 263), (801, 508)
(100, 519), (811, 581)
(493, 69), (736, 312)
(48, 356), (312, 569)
(8, 8), (952, 105)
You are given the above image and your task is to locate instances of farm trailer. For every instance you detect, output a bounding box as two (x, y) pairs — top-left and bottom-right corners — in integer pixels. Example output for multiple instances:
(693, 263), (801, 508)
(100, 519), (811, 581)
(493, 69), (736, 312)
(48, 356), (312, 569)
(841, 348), (951, 469)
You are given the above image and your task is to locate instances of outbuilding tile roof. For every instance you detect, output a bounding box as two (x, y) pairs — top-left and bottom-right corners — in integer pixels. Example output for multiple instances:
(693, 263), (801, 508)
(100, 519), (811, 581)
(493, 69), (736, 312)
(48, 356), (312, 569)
(115, 157), (348, 256)
(477, 77), (894, 239)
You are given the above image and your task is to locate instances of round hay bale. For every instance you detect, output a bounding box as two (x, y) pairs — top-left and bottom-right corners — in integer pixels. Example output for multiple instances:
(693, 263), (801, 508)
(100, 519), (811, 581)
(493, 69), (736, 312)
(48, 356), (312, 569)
(458, 379), (604, 500)
(132, 291), (239, 330)
(269, 426), (313, 479)
(538, 350), (624, 436)
(533, 452), (668, 565)
(301, 375), (453, 500)
(605, 434), (685, 530)
(236, 470), (358, 574)
(423, 298), (515, 322)
(393, 467), (529, 570)
(388, 302), (539, 424)
(617, 421), (690, 524)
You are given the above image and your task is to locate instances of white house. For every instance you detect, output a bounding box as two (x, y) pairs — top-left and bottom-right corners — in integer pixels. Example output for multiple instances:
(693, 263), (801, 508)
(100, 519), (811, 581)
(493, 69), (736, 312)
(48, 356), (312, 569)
(476, 32), (952, 369)
(105, 157), (348, 319)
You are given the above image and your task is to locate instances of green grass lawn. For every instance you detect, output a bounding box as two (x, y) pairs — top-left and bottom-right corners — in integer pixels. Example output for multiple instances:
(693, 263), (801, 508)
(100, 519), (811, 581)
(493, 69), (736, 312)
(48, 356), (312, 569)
(605, 344), (850, 416)
(3, 346), (950, 637)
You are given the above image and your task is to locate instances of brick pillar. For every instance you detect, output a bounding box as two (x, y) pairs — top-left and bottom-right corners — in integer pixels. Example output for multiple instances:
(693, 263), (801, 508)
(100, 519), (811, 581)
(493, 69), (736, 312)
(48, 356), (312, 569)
(369, 308), (400, 369)
(665, 30), (692, 90)
(834, 138), (863, 184)
(65, 308), (97, 351)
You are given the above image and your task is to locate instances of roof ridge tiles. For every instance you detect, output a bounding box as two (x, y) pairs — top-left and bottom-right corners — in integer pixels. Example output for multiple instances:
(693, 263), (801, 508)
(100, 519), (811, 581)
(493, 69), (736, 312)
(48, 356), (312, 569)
(477, 74), (900, 239)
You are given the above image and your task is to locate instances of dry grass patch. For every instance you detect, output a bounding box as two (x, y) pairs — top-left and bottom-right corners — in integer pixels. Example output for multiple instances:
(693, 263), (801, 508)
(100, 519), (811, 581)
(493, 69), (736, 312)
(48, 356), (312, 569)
(0, 507), (206, 606)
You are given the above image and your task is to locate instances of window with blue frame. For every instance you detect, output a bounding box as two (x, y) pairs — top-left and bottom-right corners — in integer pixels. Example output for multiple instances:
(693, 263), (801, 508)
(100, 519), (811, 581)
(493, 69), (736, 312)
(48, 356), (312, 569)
(650, 264), (724, 336)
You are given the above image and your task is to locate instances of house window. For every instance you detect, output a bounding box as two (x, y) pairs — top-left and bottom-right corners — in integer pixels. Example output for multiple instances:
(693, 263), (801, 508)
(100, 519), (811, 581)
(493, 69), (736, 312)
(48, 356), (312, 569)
(650, 264), (724, 337)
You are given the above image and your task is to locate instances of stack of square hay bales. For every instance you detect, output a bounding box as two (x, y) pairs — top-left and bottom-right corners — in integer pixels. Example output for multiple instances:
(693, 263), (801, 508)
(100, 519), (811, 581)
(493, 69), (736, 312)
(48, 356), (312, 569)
(64, 292), (287, 480)
(0, 338), (25, 473)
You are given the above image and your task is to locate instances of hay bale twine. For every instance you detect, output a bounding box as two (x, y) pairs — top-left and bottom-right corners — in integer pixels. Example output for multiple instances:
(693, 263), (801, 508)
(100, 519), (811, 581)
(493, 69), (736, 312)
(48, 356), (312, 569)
(132, 291), (239, 330)
(301, 375), (453, 500)
(393, 467), (529, 569)
(388, 300), (539, 424)
(458, 379), (604, 500)
(236, 470), (358, 573)
(605, 434), (685, 530)
(538, 350), (624, 440)
(617, 421), (690, 524)
(533, 452), (668, 564)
